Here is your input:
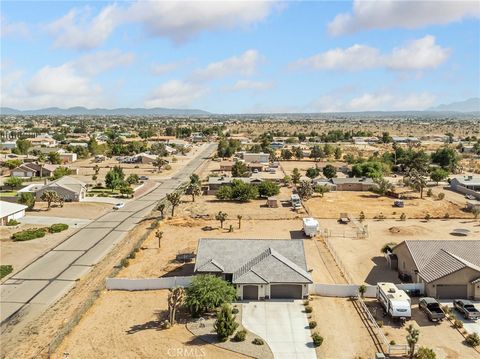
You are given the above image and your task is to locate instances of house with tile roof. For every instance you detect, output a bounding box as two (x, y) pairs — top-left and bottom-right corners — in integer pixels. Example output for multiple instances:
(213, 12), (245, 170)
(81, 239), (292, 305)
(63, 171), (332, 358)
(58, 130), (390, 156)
(194, 239), (312, 300)
(392, 240), (480, 299)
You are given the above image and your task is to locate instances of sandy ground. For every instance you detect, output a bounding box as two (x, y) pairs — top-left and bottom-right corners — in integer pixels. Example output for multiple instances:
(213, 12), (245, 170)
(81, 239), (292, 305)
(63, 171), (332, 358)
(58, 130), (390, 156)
(364, 299), (477, 359)
(305, 190), (468, 220)
(28, 201), (112, 219)
(55, 290), (247, 359)
(310, 296), (376, 359)
(323, 218), (480, 285)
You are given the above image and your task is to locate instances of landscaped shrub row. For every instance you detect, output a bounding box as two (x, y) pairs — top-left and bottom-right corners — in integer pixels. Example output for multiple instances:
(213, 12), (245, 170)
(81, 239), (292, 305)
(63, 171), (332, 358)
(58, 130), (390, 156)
(11, 228), (46, 241)
(6, 219), (20, 226)
(50, 223), (69, 233)
(311, 332), (323, 347)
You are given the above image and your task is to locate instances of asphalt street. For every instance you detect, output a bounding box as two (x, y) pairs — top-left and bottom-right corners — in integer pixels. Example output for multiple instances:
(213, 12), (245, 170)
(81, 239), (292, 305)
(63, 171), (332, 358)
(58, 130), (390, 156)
(0, 143), (216, 325)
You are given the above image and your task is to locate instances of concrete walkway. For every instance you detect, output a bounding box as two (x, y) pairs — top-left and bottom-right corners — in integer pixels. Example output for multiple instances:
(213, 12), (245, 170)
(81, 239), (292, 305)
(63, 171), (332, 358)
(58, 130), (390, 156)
(242, 301), (317, 359)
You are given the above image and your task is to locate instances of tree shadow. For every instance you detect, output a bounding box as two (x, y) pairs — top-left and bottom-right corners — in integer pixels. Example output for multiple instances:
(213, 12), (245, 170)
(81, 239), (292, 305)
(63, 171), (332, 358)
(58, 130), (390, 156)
(126, 310), (168, 334)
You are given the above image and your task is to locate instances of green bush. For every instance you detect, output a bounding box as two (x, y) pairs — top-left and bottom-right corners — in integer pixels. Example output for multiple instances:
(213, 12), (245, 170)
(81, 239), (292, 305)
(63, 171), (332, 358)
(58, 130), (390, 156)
(453, 319), (463, 329)
(50, 223), (69, 233)
(233, 329), (246, 342)
(305, 306), (313, 313)
(6, 219), (20, 226)
(11, 228), (46, 241)
(0, 265), (13, 279)
(121, 258), (130, 267)
(252, 338), (264, 345)
(232, 307), (239, 314)
(312, 332), (323, 347)
(309, 321), (317, 329)
(466, 333), (480, 347)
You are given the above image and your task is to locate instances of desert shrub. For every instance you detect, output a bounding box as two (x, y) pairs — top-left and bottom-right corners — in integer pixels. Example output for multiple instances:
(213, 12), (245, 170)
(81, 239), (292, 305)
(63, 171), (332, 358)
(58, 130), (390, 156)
(6, 219), (19, 226)
(50, 223), (69, 233)
(400, 213), (407, 221)
(416, 346), (436, 359)
(311, 332), (323, 347)
(437, 192), (445, 200)
(232, 307), (239, 314)
(165, 165), (172, 170)
(252, 338), (264, 345)
(426, 188), (433, 197)
(121, 258), (130, 267)
(389, 340), (396, 345)
(0, 265), (13, 279)
(129, 251), (136, 259)
(11, 228), (46, 241)
(376, 320), (384, 328)
(425, 213), (431, 221)
(305, 306), (313, 313)
(453, 319), (463, 329)
(466, 333), (480, 347)
(309, 321), (317, 329)
(303, 300), (310, 306)
(233, 329), (246, 342)
(444, 212), (450, 219)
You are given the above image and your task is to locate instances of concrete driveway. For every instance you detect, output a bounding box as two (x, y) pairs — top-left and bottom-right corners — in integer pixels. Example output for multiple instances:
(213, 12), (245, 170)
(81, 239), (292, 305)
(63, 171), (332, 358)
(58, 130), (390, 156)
(441, 300), (480, 336)
(242, 301), (316, 359)
(20, 215), (91, 227)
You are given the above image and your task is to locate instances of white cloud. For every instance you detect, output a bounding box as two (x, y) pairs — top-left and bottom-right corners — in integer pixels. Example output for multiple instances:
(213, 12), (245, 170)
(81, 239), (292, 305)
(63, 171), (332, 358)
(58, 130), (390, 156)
(46, 4), (120, 50)
(145, 80), (207, 108)
(73, 50), (135, 76)
(311, 92), (436, 112)
(292, 36), (449, 71)
(150, 59), (192, 76)
(224, 79), (274, 92)
(192, 50), (262, 81)
(328, 0), (480, 36)
(46, 1), (279, 50)
(1, 17), (30, 38)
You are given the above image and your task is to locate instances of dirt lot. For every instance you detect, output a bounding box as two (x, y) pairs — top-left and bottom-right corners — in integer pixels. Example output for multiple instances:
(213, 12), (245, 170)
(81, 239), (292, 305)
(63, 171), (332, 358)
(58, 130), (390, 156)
(305, 190), (468, 220)
(28, 201), (112, 219)
(55, 290), (247, 359)
(310, 296), (376, 359)
(364, 299), (477, 359)
(322, 218), (480, 285)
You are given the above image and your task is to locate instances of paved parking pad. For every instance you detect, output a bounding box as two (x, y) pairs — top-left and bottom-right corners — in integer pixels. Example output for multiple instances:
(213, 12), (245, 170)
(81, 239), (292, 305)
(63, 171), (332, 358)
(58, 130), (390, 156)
(242, 301), (316, 359)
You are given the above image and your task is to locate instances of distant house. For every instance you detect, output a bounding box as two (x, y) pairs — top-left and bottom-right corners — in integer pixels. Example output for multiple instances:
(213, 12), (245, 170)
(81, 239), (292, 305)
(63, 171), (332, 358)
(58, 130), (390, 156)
(11, 163), (58, 178)
(0, 201), (27, 226)
(450, 176), (480, 200)
(391, 136), (420, 144)
(352, 136), (379, 145)
(330, 177), (375, 191)
(242, 152), (270, 164)
(59, 152), (77, 164)
(219, 161), (234, 172)
(135, 153), (157, 164)
(0, 141), (16, 150)
(35, 176), (87, 202)
(27, 137), (57, 147)
(392, 240), (480, 299)
(194, 238), (312, 300)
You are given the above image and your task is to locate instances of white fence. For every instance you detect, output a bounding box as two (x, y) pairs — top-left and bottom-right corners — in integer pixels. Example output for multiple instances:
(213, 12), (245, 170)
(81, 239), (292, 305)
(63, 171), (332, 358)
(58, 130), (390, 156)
(106, 276), (193, 291)
(309, 282), (424, 298)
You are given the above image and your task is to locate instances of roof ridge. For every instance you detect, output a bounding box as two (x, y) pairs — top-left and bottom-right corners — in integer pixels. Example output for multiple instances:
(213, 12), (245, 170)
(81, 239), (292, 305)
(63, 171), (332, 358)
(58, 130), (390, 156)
(233, 247), (272, 280)
(269, 248), (312, 281)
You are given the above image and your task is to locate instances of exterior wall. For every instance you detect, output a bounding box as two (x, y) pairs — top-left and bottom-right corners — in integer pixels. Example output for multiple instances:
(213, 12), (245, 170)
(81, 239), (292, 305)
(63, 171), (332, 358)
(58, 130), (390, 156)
(12, 170), (34, 178)
(392, 243), (419, 280)
(427, 267), (480, 299)
(336, 183), (373, 191)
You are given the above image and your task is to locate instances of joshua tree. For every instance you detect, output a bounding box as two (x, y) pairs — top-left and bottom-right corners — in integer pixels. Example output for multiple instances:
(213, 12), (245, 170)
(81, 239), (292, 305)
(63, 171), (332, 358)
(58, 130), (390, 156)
(40, 191), (60, 210)
(156, 230), (163, 248)
(216, 211), (228, 228)
(359, 211), (366, 222)
(187, 181), (202, 202)
(166, 192), (181, 217)
(472, 207), (480, 221)
(358, 285), (367, 298)
(291, 168), (301, 185)
(406, 324), (420, 359)
(157, 203), (166, 218)
(237, 214), (243, 229)
(168, 287), (185, 326)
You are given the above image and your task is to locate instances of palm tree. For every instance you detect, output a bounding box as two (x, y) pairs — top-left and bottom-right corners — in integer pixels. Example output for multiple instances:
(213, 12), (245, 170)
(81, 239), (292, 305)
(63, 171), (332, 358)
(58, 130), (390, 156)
(215, 211), (228, 228)
(166, 192), (181, 217)
(237, 215), (243, 229)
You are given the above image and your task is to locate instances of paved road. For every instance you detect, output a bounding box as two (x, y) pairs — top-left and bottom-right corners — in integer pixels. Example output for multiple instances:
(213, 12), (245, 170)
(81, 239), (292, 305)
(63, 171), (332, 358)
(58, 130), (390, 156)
(0, 144), (216, 325)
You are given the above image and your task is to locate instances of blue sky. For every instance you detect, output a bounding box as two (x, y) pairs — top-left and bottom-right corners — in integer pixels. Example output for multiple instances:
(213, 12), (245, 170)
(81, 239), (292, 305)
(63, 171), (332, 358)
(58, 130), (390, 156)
(1, 1), (479, 113)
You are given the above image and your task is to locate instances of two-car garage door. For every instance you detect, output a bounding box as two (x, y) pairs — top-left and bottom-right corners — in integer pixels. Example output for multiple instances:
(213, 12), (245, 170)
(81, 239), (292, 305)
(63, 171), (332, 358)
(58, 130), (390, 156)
(270, 285), (303, 299)
(436, 284), (468, 299)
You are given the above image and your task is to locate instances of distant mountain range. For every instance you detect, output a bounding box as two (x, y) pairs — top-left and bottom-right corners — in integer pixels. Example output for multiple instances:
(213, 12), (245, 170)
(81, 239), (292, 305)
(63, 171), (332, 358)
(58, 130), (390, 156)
(428, 97), (480, 113)
(0, 106), (211, 116)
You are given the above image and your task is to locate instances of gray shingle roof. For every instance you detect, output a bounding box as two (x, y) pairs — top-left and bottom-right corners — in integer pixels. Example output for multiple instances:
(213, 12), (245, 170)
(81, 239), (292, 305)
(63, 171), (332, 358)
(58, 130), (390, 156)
(194, 239), (312, 284)
(399, 240), (480, 283)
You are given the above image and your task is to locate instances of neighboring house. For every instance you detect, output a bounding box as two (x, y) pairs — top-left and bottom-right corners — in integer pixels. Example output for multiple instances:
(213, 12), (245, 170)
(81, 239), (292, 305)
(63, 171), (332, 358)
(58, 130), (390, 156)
(151, 136), (176, 143)
(11, 163), (59, 178)
(206, 176), (262, 195)
(330, 177), (375, 191)
(194, 238), (313, 300)
(35, 176), (87, 202)
(191, 133), (205, 143)
(0, 141), (16, 150)
(391, 136), (420, 144)
(352, 136), (379, 145)
(0, 201), (27, 225)
(248, 163), (264, 172)
(27, 137), (58, 147)
(59, 152), (77, 164)
(450, 176), (480, 200)
(11, 164), (36, 178)
(392, 240), (480, 299)
(135, 153), (157, 164)
(242, 152), (270, 164)
(219, 161), (234, 172)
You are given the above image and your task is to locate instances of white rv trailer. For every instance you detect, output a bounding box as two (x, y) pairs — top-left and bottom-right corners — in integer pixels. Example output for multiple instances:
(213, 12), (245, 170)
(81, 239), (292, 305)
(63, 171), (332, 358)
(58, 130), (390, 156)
(303, 218), (319, 237)
(377, 282), (411, 320)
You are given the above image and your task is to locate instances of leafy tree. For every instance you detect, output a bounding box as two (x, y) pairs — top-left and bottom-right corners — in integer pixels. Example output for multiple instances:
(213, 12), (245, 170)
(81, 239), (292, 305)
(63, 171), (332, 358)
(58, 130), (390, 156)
(406, 324), (420, 359)
(430, 168), (449, 185)
(105, 168), (123, 192)
(47, 152), (62, 164)
(334, 147), (342, 160)
(41, 190), (61, 209)
(166, 192), (182, 216)
(405, 169), (428, 198)
(297, 180), (314, 200)
(416, 347), (436, 359)
(293, 146), (304, 160)
(231, 161), (249, 177)
(310, 145), (324, 161)
(185, 275), (236, 316)
(314, 184), (330, 197)
(217, 180), (258, 201)
(15, 139), (31, 155)
(306, 167), (320, 179)
(18, 192), (35, 210)
(154, 157), (168, 172)
(323, 143), (334, 157)
(3, 159), (22, 169)
(381, 132), (393, 143)
(88, 137), (101, 155)
(214, 304), (239, 341)
(372, 177), (394, 196)
(119, 183), (134, 197)
(258, 180), (280, 198)
(282, 175), (292, 186)
(292, 168), (301, 184)
(322, 164), (337, 179)
(215, 211), (228, 228)
(217, 139), (241, 158)
(352, 161), (389, 178)
(431, 147), (459, 172)
(281, 148), (293, 160)
(126, 174), (139, 185)
(151, 142), (168, 156)
(52, 166), (72, 179)
(216, 185), (233, 200)
(5, 176), (23, 188)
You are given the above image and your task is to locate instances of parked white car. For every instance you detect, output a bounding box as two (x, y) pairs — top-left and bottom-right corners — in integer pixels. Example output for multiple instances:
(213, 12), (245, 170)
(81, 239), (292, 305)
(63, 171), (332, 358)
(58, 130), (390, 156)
(113, 203), (125, 210)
